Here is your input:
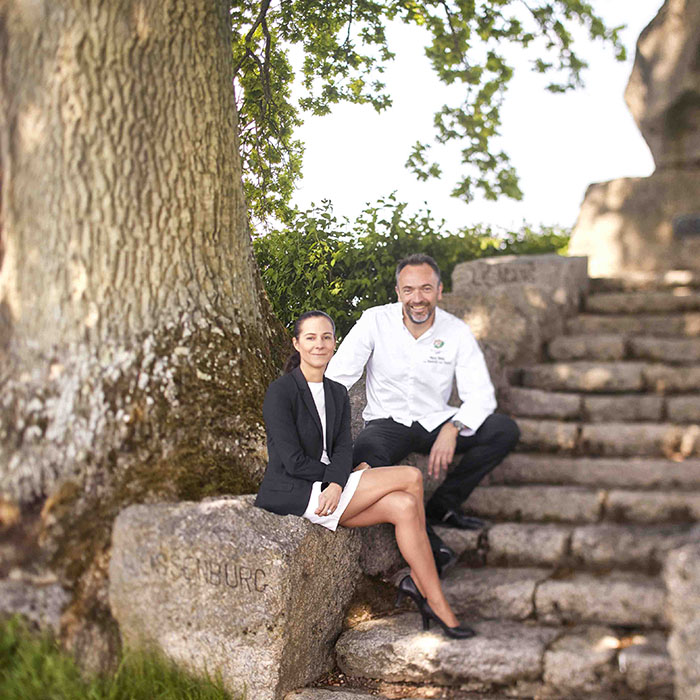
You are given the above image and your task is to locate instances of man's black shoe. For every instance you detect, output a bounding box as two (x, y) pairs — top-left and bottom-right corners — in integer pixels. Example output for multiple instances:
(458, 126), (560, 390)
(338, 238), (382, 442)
(431, 510), (486, 531)
(434, 544), (457, 579)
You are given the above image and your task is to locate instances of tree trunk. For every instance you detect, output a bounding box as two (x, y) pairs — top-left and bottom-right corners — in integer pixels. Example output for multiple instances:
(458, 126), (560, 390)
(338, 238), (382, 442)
(0, 0), (285, 669)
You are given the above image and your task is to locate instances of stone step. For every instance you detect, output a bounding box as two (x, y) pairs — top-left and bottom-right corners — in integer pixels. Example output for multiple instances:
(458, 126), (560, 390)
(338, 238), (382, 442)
(517, 418), (700, 458)
(547, 334), (700, 364)
(484, 521), (697, 573)
(585, 290), (700, 314)
(589, 270), (700, 292)
(566, 312), (700, 337)
(503, 386), (700, 422)
(465, 485), (700, 524)
(486, 454), (700, 489)
(519, 361), (700, 393)
(335, 615), (672, 696)
(535, 572), (666, 628)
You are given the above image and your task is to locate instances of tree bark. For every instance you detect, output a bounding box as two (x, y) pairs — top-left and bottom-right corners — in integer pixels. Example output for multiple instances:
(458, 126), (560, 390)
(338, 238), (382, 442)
(0, 0), (285, 669)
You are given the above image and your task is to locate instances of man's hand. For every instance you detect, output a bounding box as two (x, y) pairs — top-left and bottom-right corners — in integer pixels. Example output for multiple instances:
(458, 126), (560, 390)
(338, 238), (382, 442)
(316, 482), (342, 516)
(428, 422), (459, 480)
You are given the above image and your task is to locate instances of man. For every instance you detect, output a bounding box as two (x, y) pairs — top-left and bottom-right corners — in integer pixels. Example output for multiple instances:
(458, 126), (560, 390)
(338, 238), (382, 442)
(326, 253), (520, 575)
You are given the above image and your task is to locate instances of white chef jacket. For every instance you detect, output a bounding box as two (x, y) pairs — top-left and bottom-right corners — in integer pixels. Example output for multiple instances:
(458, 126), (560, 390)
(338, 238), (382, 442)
(326, 302), (496, 434)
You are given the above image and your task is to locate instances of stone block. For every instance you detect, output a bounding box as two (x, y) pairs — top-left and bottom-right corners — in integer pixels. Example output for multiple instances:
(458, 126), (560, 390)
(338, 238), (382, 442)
(286, 692), (386, 700)
(515, 418), (578, 452)
(583, 395), (664, 423)
(521, 362), (645, 393)
(487, 454), (700, 489)
(0, 578), (69, 634)
(543, 626), (619, 694)
(500, 387), (581, 420)
(644, 364), (700, 392)
(619, 631), (674, 696)
(567, 312), (700, 338)
(467, 485), (604, 523)
(586, 292), (700, 314)
(443, 254), (588, 367)
(569, 172), (700, 278)
(535, 573), (666, 628)
(486, 523), (571, 568)
(606, 490), (700, 523)
(581, 422), (700, 458)
(547, 334), (626, 361)
(668, 395), (700, 423)
(358, 524), (404, 577)
(665, 543), (700, 700)
(441, 567), (548, 620)
(571, 524), (696, 572)
(335, 614), (559, 685)
(630, 337), (700, 364)
(108, 496), (362, 700)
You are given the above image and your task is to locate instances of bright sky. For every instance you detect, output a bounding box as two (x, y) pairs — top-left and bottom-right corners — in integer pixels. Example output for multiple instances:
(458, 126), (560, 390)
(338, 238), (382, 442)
(290, 1), (662, 232)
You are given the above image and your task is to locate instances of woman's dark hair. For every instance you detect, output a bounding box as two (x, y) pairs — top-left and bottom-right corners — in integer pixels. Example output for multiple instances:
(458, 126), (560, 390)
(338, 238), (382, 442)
(283, 310), (336, 373)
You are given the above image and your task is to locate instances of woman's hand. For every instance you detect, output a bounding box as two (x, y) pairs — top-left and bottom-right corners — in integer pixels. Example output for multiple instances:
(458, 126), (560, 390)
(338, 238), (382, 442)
(352, 462), (371, 472)
(315, 482), (342, 516)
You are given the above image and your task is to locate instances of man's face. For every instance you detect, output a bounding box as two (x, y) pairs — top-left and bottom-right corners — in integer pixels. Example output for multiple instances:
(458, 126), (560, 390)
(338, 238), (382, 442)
(396, 264), (443, 325)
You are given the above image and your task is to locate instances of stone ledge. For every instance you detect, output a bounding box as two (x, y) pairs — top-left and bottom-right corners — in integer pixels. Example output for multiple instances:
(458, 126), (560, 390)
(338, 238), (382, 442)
(108, 495), (362, 700)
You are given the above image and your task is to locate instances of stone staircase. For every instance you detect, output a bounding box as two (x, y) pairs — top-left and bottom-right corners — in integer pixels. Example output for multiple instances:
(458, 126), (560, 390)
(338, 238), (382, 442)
(310, 274), (700, 699)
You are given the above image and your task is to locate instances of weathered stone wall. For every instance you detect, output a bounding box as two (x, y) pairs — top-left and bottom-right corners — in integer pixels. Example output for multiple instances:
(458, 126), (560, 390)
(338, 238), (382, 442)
(109, 496), (362, 700)
(665, 543), (700, 699)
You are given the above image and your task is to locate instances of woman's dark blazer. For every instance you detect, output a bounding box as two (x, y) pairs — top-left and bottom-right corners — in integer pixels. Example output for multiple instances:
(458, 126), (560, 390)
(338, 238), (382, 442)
(254, 366), (353, 517)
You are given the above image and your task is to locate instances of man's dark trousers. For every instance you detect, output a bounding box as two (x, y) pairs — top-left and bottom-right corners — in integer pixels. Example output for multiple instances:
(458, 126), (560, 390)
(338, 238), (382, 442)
(353, 414), (520, 554)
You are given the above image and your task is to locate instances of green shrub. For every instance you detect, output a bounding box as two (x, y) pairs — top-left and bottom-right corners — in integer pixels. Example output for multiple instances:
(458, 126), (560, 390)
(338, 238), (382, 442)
(253, 194), (569, 339)
(0, 616), (235, 700)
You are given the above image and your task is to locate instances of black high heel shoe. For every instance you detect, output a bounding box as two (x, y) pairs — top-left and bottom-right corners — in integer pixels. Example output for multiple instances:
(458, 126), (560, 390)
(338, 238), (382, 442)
(394, 575), (425, 608)
(418, 599), (476, 639)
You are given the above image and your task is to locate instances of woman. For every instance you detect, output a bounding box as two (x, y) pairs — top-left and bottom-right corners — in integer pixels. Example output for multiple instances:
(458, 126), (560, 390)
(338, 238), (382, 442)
(255, 310), (473, 639)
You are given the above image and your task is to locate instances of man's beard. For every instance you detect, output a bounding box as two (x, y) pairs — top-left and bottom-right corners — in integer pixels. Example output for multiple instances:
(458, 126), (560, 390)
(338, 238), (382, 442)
(405, 304), (434, 324)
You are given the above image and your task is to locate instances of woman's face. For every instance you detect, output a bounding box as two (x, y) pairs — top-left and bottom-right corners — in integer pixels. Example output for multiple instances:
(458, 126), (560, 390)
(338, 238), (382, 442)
(293, 316), (336, 372)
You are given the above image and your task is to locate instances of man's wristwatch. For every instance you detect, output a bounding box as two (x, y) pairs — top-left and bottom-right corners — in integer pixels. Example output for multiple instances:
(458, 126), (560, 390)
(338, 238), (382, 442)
(451, 419), (466, 431)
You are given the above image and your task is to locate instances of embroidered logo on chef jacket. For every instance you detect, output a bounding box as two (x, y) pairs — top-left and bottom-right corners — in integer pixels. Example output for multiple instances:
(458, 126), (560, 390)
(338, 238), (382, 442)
(426, 339), (449, 364)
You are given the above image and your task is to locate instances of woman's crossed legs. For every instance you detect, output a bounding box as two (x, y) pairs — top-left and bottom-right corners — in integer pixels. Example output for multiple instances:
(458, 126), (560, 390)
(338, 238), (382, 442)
(339, 466), (459, 628)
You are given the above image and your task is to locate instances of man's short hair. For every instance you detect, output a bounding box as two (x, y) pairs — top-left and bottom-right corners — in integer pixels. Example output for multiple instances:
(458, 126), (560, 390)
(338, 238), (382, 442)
(395, 254), (442, 286)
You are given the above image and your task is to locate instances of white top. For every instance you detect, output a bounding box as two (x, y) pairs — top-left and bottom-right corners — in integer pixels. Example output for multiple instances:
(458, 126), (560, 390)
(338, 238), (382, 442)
(308, 381), (330, 464)
(326, 302), (496, 434)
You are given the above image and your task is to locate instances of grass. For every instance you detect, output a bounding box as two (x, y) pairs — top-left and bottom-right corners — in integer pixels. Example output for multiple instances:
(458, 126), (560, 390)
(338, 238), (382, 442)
(0, 616), (237, 700)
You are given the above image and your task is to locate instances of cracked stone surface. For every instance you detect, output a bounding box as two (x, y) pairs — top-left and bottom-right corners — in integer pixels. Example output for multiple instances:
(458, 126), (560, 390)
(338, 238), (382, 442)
(543, 626), (619, 694)
(335, 614), (559, 685)
(441, 566), (548, 620)
(571, 523), (698, 572)
(630, 337), (700, 364)
(486, 523), (571, 568)
(606, 490), (700, 523)
(618, 631), (673, 696)
(535, 573), (666, 628)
